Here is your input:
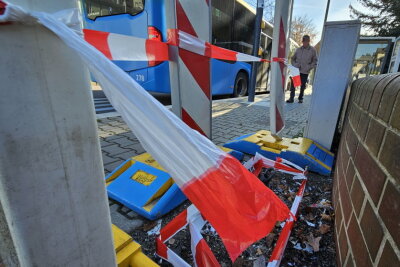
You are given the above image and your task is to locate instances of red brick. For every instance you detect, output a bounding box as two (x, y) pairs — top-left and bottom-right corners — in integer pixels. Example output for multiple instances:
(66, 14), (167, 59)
(339, 174), (353, 225)
(356, 112), (371, 141)
(341, 145), (351, 175)
(360, 201), (384, 260)
(355, 144), (386, 205)
(365, 119), (386, 157)
(350, 175), (365, 217)
(345, 160), (356, 190)
(353, 78), (368, 105)
(377, 241), (400, 267)
(369, 74), (400, 115)
(390, 89), (400, 131)
(350, 79), (360, 104)
(379, 130), (400, 184)
(338, 222), (349, 263)
(333, 177), (339, 205)
(347, 105), (356, 126)
(362, 75), (388, 110)
(350, 105), (362, 129)
(346, 126), (359, 157)
(379, 181), (400, 247)
(348, 214), (373, 267)
(336, 151), (343, 177)
(345, 256), (355, 267)
(335, 200), (343, 232)
(377, 77), (400, 122)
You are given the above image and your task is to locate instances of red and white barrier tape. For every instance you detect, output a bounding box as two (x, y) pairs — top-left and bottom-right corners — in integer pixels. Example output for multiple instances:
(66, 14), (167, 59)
(83, 28), (301, 87)
(156, 205), (220, 267)
(244, 153), (307, 179)
(156, 155), (306, 266)
(244, 154), (307, 267)
(267, 179), (306, 267)
(83, 29), (169, 62)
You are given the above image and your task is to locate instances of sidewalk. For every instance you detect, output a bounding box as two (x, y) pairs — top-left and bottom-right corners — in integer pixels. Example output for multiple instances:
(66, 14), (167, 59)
(97, 87), (312, 232)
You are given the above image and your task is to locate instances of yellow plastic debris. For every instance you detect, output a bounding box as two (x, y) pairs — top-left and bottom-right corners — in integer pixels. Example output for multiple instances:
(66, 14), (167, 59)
(112, 224), (159, 267)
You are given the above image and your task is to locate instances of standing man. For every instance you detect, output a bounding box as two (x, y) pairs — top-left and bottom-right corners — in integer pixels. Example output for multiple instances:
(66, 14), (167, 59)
(286, 35), (318, 103)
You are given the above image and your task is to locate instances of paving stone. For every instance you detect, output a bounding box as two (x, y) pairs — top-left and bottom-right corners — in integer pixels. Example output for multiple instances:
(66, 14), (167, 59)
(124, 143), (146, 155)
(100, 139), (114, 148)
(112, 136), (138, 148)
(115, 150), (141, 161)
(102, 144), (131, 157)
(109, 203), (144, 233)
(104, 159), (125, 173)
(102, 153), (120, 165)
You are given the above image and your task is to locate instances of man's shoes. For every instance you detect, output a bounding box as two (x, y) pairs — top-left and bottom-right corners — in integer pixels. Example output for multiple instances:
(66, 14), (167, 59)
(286, 99), (294, 103)
(298, 99), (303, 103)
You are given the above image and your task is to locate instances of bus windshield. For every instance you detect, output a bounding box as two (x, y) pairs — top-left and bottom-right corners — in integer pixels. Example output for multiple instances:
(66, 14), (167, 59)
(86, 0), (145, 20)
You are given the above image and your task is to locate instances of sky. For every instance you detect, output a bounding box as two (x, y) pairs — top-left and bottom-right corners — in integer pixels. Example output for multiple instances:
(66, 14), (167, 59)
(293, 0), (371, 40)
(245, 0), (374, 42)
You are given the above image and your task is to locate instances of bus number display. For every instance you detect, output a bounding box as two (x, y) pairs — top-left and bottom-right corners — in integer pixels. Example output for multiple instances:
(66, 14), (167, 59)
(135, 74), (145, 82)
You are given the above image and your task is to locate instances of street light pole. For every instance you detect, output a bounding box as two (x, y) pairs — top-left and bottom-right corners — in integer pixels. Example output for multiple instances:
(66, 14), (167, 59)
(0, 1), (115, 266)
(248, 0), (264, 102)
(324, 0), (331, 25)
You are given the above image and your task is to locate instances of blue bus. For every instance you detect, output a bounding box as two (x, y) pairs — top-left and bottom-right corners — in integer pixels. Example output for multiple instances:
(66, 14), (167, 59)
(82, 0), (273, 97)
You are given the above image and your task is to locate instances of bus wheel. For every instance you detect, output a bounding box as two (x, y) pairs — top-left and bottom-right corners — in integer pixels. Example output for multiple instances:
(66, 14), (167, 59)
(233, 72), (248, 97)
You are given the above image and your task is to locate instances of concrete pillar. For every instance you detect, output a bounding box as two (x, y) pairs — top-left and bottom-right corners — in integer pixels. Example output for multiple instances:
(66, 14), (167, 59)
(0, 1), (116, 266)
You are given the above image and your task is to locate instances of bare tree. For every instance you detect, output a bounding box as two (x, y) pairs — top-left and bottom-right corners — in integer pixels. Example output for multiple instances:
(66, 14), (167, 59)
(263, 0), (275, 23)
(244, 0), (275, 22)
(291, 15), (318, 45)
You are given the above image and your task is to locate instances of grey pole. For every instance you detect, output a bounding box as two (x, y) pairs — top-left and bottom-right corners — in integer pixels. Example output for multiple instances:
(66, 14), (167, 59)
(323, 0), (331, 25)
(0, 1), (116, 266)
(248, 0), (264, 102)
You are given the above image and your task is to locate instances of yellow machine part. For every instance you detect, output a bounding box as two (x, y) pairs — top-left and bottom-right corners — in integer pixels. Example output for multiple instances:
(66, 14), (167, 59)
(241, 130), (333, 171)
(243, 130), (314, 155)
(132, 153), (165, 171)
(106, 159), (136, 186)
(112, 225), (159, 267)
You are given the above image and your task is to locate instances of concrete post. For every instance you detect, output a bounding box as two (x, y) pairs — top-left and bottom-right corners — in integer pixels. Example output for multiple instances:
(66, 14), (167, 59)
(0, 1), (116, 266)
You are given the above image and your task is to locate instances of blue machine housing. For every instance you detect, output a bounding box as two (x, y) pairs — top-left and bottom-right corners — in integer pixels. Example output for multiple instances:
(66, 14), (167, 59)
(224, 131), (334, 176)
(105, 148), (244, 220)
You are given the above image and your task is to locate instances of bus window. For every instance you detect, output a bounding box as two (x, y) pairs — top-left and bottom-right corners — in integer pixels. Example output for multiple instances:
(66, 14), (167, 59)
(86, 0), (145, 20)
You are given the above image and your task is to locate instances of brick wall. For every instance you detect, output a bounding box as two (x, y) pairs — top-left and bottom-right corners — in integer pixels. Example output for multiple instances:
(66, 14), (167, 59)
(333, 73), (400, 266)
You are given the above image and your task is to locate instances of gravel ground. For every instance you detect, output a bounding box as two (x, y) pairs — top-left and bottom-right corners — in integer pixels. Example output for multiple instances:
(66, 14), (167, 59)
(130, 166), (336, 267)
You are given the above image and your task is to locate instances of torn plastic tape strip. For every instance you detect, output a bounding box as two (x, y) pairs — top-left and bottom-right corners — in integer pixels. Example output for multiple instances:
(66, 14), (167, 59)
(267, 179), (307, 267)
(246, 153), (306, 179)
(156, 205), (219, 267)
(286, 64), (301, 87)
(83, 29), (169, 61)
(156, 238), (191, 267)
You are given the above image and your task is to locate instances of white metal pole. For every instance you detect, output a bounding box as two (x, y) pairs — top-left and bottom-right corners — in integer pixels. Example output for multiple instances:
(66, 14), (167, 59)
(166, 0), (182, 118)
(0, 1), (116, 266)
(270, 0), (293, 137)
